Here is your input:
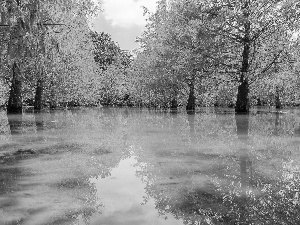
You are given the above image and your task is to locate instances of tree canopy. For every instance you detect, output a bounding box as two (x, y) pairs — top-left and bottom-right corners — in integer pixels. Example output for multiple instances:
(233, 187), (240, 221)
(129, 0), (300, 113)
(0, 0), (101, 112)
(0, 0), (300, 113)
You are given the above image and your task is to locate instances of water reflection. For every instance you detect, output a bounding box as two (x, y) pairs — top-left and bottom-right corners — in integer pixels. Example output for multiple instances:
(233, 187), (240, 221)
(2, 108), (300, 224)
(273, 112), (280, 136)
(132, 110), (300, 224)
(217, 113), (300, 224)
(1, 109), (133, 224)
(187, 113), (196, 144)
(7, 114), (23, 135)
(0, 111), (10, 140)
(235, 114), (252, 194)
(34, 112), (45, 132)
(235, 114), (251, 223)
(77, 155), (184, 225)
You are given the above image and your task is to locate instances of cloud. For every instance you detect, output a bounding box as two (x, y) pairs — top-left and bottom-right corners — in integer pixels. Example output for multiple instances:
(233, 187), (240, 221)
(102, 0), (157, 28)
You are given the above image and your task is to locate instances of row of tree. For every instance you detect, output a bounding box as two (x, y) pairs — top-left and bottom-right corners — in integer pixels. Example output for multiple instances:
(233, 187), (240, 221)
(0, 0), (134, 114)
(0, 0), (100, 113)
(1, 0), (300, 114)
(127, 0), (300, 113)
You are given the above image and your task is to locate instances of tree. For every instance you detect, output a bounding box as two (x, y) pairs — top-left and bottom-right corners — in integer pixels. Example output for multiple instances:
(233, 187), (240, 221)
(0, 0), (101, 112)
(199, 0), (300, 112)
(91, 31), (129, 71)
(138, 0), (300, 112)
(91, 31), (133, 106)
(139, 0), (211, 111)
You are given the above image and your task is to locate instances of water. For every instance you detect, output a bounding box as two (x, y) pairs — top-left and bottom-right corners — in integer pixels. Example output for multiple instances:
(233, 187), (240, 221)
(1, 107), (300, 224)
(77, 155), (184, 225)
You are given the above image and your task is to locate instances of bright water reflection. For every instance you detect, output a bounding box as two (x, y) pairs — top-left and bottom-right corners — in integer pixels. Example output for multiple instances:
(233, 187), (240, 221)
(76, 155), (184, 225)
(1, 108), (300, 224)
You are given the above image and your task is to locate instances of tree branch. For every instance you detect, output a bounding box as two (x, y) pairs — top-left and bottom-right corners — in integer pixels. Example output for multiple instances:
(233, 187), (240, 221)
(250, 50), (284, 84)
(1, 23), (65, 27)
(249, 40), (257, 68)
(251, 20), (274, 42)
(260, 50), (283, 74)
(204, 24), (244, 42)
(37, 23), (66, 26)
(204, 54), (240, 70)
(224, 21), (244, 34)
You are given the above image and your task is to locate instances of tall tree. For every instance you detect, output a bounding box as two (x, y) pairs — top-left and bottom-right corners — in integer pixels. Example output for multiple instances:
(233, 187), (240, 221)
(138, 0), (200, 111)
(2, 0), (27, 113)
(0, 0), (101, 112)
(200, 0), (300, 112)
(138, 0), (300, 112)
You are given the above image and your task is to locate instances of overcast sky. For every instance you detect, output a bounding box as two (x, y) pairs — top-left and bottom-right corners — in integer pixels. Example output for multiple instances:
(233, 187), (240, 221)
(90, 0), (158, 51)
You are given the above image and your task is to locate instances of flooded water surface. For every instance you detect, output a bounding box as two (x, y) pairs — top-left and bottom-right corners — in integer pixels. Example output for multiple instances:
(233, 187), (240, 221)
(1, 107), (300, 224)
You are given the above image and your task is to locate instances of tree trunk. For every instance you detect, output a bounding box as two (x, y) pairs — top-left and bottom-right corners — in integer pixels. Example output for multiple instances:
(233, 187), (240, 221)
(275, 86), (282, 109)
(34, 77), (44, 111)
(235, 79), (249, 113)
(170, 98), (178, 110)
(49, 82), (57, 109)
(34, 26), (46, 111)
(7, 62), (22, 114)
(50, 100), (57, 109)
(235, 2), (251, 114)
(7, 7), (25, 114)
(186, 72), (196, 113)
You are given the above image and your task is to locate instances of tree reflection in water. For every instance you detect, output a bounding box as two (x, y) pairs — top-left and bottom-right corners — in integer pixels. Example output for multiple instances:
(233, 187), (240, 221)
(235, 113), (251, 223)
(1, 109), (135, 224)
(34, 112), (45, 132)
(273, 112), (280, 136)
(0, 110), (10, 140)
(7, 114), (23, 135)
(2, 108), (300, 224)
(187, 113), (196, 144)
(136, 111), (300, 225)
(213, 113), (300, 224)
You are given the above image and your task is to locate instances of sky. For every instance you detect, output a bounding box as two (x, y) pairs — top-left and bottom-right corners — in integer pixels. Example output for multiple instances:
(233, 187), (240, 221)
(90, 0), (158, 51)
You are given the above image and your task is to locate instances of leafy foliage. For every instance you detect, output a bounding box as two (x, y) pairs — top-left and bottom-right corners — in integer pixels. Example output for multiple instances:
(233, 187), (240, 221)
(130, 0), (300, 110)
(0, 0), (102, 109)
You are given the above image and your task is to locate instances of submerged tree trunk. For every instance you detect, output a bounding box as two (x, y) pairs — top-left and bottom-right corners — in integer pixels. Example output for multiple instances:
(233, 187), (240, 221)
(170, 97), (178, 114)
(186, 72), (196, 114)
(235, 2), (251, 114)
(34, 67), (45, 111)
(171, 88), (178, 112)
(34, 77), (44, 111)
(49, 80), (57, 109)
(170, 97), (178, 111)
(7, 62), (22, 114)
(235, 79), (249, 113)
(186, 84), (195, 113)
